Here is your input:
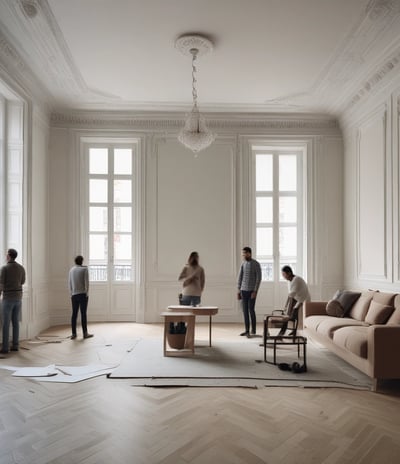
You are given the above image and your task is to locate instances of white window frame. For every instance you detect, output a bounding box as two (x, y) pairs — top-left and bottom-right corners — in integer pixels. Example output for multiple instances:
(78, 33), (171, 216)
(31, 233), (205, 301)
(81, 138), (139, 283)
(0, 93), (24, 261)
(252, 144), (306, 282)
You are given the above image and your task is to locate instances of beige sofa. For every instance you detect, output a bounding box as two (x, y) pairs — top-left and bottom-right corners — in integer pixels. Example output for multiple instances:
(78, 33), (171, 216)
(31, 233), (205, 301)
(303, 291), (400, 390)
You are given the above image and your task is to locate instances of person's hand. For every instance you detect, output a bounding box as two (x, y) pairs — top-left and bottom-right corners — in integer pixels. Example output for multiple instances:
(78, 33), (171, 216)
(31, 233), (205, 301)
(251, 291), (257, 299)
(237, 292), (242, 300)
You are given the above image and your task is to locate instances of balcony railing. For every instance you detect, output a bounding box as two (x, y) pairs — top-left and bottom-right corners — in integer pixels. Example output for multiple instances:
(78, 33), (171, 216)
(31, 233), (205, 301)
(89, 265), (132, 281)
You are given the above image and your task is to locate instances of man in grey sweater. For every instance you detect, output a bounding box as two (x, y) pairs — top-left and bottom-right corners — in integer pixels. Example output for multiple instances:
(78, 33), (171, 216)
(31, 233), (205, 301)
(0, 248), (26, 353)
(68, 255), (93, 339)
(237, 246), (262, 337)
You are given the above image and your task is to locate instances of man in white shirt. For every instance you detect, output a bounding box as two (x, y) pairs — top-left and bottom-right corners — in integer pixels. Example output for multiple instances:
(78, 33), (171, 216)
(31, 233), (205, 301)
(279, 265), (311, 336)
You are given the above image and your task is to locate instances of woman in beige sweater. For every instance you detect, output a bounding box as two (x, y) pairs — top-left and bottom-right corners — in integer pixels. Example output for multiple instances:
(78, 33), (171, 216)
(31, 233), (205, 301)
(178, 251), (205, 306)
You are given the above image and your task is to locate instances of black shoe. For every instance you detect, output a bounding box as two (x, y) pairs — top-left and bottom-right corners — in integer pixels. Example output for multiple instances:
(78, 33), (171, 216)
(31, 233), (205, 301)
(246, 333), (251, 338)
(240, 331), (249, 336)
(71, 334), (77, 340)
(0, 350), (9, 354)
(10, 347), (19, 352)
(83, 333), (94, 339)
(251, 331), (256, 335)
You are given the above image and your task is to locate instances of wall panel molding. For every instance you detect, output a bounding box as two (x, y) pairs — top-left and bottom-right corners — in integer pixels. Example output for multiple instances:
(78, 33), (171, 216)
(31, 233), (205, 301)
(356, 103), (391, 281)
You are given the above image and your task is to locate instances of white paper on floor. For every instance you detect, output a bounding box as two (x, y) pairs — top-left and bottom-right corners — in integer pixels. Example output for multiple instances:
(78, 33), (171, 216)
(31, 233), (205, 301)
(0, 363), (117, 382)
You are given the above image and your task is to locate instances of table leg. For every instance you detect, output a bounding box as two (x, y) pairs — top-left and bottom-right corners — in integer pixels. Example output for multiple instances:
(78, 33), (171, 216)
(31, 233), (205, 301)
(209, 315), (212, 347)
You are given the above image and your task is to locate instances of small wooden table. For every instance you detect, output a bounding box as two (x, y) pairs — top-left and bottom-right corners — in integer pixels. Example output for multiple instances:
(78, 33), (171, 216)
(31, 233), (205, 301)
(167, 305), (218, 347)
(161, 312), (196, 357)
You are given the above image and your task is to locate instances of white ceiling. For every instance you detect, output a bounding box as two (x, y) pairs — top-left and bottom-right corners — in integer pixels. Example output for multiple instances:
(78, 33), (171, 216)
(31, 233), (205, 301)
(1, 0), (400, 114)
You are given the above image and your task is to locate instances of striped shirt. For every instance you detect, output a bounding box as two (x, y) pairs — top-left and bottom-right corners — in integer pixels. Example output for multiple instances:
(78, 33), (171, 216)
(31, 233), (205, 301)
(237, 259), (262, 292)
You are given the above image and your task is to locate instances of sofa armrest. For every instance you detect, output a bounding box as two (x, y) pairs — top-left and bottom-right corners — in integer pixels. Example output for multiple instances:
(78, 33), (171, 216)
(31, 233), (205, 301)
(368, 325), (400, 379)
(304, 301), (327, 317)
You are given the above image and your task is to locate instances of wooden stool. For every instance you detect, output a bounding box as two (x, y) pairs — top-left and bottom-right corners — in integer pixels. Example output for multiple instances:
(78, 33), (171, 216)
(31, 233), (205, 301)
(161, 312), (196, 357)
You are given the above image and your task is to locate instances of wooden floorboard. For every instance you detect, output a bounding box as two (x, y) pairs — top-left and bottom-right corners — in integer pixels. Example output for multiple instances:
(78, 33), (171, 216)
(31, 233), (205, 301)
(1, 322), (400, 464)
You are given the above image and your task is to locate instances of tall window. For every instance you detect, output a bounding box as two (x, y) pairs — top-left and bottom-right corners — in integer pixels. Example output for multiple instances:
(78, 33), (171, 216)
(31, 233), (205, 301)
(0, 92), (24, 259)
(254, 148), (304, 281)
(86, 145), (135, 282)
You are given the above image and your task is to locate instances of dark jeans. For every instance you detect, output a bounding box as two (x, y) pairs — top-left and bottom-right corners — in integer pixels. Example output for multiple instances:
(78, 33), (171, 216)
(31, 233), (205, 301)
(279, 304), (300, 334)
(71, 293), (88, 335)
(180, 295), (201, 306)
(241, 290), (256, 333)
(2, 299), (22, 351)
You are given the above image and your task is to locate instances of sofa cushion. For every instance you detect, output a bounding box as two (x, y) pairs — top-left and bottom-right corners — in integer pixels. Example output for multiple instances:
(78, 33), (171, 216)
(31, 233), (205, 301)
(387, 295), (400, 325)
(304, 315), (329, 332)
(333, 290), (361, 315)
(365, 300), (394, 325)
(372, 292), (396, 306)
(348, 291), (375, 321)
(311, 316), (367, 339)
(326, 299), (345, 317)
(333, 327), (368, 359)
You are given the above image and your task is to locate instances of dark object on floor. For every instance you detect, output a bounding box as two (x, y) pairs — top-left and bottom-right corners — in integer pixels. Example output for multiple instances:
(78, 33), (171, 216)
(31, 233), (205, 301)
(278, 362), (307, 373)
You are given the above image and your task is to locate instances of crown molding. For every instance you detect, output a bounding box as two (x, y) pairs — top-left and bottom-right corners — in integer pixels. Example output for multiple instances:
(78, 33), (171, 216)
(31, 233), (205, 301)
(50, 110), (340, 134)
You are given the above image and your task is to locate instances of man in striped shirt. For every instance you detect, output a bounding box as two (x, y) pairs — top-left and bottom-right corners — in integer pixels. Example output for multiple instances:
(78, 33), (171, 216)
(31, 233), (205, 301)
(237, 247), (262, 337)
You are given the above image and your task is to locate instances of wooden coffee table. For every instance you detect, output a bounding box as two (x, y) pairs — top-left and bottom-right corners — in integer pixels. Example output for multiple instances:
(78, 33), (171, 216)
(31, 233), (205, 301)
(167, 305), (218, 347)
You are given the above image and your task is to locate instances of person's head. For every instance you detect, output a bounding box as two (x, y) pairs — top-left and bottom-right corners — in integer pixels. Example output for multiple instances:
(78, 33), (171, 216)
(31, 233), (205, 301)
(7, 248), (18, 262)
(281, 265), (294, 281)
(75, 255), (84, 266)
(188, 251), (199, 266)
(242, 247), (252, 261)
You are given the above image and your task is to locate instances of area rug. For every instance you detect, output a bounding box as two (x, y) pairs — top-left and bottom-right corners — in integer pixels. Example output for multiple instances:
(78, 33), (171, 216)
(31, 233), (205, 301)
(108, 338), (372, 390)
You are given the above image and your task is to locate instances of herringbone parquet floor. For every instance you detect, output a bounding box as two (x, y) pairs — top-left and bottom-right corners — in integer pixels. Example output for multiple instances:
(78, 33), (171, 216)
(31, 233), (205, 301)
(1, 322), (400, 464)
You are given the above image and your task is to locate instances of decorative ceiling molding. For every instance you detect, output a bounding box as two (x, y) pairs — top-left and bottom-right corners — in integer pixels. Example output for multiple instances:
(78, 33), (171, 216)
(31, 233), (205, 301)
(345, 47), (400, 111)
(366, 0), (400, 21)
(284, 0), (400, 113)
(50, 110), (340, 134)
(0, 0), (115, 104)
(0, 29), (25, 72)
(19, 0), (39, 19)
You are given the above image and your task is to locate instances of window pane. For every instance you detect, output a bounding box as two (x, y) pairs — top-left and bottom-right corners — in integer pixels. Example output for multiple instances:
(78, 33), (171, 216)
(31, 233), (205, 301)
(89, 234), (108, 260)
(90, 179), (108, 203)
(256, 197), (272, 223)
(90, 207), (107, 232)
(256, 154), (273, 191)
(114, 234), (131, 261)
(114, 180), (131, 203)
(279, 197), (297, 223)
(114, 207), (132, 232)
(260, 260), (273, 281)
(279, 227), (297, 257)
(114, 148), (132, 175)
(279, 155), (297, 191)
(89, 148), (108, 174)
(256, 227), (273, 256)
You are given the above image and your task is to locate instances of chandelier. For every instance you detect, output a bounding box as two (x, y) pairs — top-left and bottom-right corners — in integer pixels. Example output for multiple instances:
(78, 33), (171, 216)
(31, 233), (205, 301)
(175, 34), (216, 154)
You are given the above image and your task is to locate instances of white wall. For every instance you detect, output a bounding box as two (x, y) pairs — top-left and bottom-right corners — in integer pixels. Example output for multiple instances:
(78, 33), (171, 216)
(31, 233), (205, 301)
(341, 79), (400, 292)
(25, 104), (51, 337)
(48, 115), (343, 324)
